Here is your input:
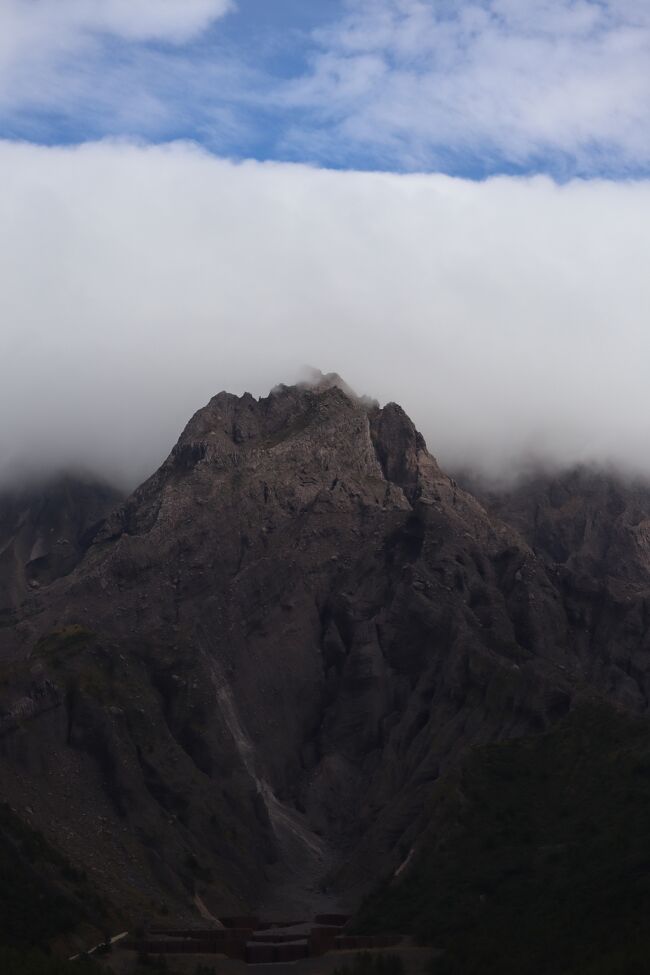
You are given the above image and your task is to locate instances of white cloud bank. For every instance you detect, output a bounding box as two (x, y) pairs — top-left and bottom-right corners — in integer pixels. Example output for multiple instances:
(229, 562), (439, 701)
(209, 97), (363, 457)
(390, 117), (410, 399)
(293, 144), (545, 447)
(1, 139), (649, 487)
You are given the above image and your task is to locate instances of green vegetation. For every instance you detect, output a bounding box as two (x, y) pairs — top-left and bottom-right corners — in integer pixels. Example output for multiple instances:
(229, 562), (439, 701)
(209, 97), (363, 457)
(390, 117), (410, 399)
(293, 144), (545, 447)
(0, 803), (106, 950)
(130, 956), (190, 975)
(134, 956), (172, 972)
(34, 625), (96, 666)
(185, 852), (214, 883)
(333, 953), (405, 975)
(0, 803), (86, 947)
(1, 624), (97, 686)
(0, 947), (100, 975)
(355, 703), (650, 975)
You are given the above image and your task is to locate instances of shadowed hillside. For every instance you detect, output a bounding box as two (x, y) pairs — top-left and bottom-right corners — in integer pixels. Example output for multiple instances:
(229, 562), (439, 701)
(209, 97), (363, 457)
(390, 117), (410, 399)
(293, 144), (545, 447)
(355, 702), (650, 975)
(2, 377), (650, 967)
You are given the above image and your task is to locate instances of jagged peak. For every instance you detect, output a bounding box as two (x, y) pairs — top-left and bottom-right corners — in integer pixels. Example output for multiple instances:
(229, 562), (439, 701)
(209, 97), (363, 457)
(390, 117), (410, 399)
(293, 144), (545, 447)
(272, 367), (379, 410)
(181, 371), (380, 448)
(296, 367), (359, 400)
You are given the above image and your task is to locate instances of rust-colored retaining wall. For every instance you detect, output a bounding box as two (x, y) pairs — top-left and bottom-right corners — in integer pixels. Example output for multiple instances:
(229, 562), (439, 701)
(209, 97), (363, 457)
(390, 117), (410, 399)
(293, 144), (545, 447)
(147, 928), (253, 940)
(276, 942), (310, 962)
(124, 938), (247, 959)
(247, 941), (310, 963)
(309, 927), (338, 956)
(251, 931), (308, 944)
(124, 927), (401, 962)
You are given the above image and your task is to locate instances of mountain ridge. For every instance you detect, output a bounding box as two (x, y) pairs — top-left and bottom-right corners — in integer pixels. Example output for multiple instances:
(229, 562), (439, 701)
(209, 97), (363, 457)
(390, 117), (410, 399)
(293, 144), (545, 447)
(1, 375), (650, 962)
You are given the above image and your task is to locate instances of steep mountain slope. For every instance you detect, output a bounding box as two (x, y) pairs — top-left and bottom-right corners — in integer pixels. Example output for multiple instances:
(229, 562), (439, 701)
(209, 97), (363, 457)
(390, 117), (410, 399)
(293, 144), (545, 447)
(2, 377), (650, 949)
(0, 800), (110, 953)
(0, 475), (123, 624)
(467, 465), (650, 710)
(355, 702), (650, 975)
(468, 464), (650, 587)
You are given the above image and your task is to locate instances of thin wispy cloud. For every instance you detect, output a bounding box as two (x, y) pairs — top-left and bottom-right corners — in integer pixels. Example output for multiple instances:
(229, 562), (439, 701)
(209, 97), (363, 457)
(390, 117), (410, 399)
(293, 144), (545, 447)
(280, 0), (650, 175)
(0, 0), (234, 55)
(0, 0), (238, 140)
(0, 1), (648, 176)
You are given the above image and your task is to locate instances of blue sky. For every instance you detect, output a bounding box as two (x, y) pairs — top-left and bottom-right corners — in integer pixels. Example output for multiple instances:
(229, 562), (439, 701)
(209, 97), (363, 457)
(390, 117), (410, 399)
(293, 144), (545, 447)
(1, 0), (648, 179)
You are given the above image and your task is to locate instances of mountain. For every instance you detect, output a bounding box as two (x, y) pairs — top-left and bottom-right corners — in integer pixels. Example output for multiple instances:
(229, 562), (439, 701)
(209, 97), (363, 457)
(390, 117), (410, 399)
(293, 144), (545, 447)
(1, 375), (650, 969)
(354, 702), (650, 975)
(0, 474), (123, 624)
(466, 464), (650, 709)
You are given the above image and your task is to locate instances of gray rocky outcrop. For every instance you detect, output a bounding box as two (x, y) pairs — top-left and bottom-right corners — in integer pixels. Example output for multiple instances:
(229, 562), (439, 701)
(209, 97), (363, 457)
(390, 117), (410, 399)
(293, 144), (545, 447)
(2, 379), (650, 929)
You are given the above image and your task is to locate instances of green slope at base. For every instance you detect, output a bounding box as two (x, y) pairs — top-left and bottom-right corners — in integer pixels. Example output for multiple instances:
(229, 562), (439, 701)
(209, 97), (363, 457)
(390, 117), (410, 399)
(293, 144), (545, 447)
(354, 702), (650, 975)
(0, 947), (100, 975)
(0, 802), (109, 951)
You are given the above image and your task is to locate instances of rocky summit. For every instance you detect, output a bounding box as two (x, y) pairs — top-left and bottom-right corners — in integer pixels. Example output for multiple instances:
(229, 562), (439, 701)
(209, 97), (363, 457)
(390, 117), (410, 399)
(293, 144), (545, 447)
(2, 373), (650, 970)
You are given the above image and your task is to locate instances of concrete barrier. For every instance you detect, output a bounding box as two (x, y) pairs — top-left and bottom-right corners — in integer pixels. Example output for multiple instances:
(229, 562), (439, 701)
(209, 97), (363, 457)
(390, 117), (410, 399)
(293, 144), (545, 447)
(275, 941), (310, 962)
(147, 928), (253, 940)
(335, 935), (402, 950)
(246, 940), (310, 963)
(266, 919), (305, 929)
(220, 916), (261, 929)
(125, 920), (402, 963)
(315, 914), (351, 927)
(124, 940), (202, 954)
(124, 937), (248, 959)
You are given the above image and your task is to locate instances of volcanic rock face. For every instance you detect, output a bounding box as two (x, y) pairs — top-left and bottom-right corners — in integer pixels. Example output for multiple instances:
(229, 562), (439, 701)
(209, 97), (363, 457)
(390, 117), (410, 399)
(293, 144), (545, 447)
(2, 377), (650, 935)
(469, 466), (650, 710)
(0, 475), (122, 622)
